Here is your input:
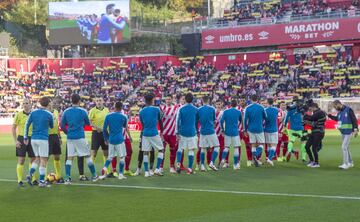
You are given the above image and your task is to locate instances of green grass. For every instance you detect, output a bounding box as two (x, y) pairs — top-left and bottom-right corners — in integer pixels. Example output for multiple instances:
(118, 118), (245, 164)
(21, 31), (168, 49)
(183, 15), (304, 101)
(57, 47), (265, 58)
(49, 19), (78, 29)
(0, 130), (360, 222)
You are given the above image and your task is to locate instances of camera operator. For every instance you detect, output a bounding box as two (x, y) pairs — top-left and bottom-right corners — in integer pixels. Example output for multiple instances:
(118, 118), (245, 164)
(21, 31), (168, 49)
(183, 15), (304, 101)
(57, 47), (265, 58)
(328, 100), (358, 170)
(303, 103), (326, 168)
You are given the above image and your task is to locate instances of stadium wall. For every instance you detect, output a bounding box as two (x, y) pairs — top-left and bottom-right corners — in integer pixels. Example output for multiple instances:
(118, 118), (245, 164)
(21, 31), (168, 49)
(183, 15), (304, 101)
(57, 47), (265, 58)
(7, 55), (181, 74)
(6, 52), (282, 72)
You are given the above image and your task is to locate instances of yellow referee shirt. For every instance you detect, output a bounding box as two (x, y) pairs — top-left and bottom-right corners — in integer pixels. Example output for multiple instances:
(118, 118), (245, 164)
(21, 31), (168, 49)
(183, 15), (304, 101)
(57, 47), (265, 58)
(14, 110), (32, 137)
(89, 107), (109, 131)
(49, 109), (60, 135)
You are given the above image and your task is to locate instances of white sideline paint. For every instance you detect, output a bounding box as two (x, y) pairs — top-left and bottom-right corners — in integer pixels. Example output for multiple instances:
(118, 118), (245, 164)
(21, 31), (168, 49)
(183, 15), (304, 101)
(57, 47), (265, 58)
(1, 178), (360, 201)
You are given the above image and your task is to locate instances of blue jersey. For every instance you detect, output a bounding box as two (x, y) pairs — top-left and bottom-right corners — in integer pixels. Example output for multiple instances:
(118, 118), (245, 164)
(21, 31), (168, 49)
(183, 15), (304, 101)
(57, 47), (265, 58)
(198, 105), (216, 135)
(97, 14), (125, 42)
(139, 106), (161, 137)
(103, 112), (127, 145)
(86, 18), (97, 32)
(264, 106), (278, 133)
(220, 108), (242, 137)
(284, 109), (304, 131)
(61, 106), (90, 140)
(244, 103), (266, 133)
(24, 108), (53, 140)
(176, 104), (198, 137)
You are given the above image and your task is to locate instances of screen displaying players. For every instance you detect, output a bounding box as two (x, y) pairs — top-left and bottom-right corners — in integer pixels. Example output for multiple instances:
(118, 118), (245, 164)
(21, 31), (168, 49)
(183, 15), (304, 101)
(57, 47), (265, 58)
(48, 1), (130, 45)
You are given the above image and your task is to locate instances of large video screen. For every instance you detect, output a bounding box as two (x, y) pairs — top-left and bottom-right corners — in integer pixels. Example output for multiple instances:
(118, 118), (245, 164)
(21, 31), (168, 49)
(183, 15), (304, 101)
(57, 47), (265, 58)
(48, 1), (130, 45)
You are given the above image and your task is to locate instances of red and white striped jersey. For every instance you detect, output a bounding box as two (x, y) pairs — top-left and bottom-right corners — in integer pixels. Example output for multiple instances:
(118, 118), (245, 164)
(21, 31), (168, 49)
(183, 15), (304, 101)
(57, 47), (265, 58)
(278, 109), (287, 132)
(121, 110), (131, 140)
(215, 110), (223, 137)
(237, 106), (245, 131)
(161, 104), (179, 136)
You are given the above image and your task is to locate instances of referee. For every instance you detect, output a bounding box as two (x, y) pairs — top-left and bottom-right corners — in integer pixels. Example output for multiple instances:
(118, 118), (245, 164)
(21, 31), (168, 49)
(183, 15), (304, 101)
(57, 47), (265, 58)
(48, 99), (64, 183)
(328, 100), (358, 169)
(89, 96), (109, 175)
(12, 98), (37, 187)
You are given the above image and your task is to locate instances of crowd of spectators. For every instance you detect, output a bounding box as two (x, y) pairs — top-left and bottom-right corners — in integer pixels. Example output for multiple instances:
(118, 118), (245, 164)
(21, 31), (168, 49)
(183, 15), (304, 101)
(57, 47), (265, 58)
(291, 0), (359, 17)
(218, 0), (359, 26)
(130, 58), (216, 108)
(1, 52), (360, 116)
(0, 60), (155, 116)
(217, 51), (360, 104)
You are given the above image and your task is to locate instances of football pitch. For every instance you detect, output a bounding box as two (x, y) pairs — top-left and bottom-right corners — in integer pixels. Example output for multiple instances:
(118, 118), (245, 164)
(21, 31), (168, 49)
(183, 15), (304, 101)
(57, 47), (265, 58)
(0, 131), (359, 222)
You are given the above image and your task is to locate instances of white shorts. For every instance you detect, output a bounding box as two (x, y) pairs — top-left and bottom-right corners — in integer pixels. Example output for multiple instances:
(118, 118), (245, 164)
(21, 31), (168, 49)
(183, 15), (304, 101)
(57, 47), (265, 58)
(265, 132), (279, 144)
(224, 135), (241, 148)
(67, 138), (90, 157)
(199, 134), (220, 148)
(31, 139), (49, 158)
(179, 136), (198, 150)
(141, 135), (164, 152)
(109, 143), (126, 158)
(249, 132), (265, 144)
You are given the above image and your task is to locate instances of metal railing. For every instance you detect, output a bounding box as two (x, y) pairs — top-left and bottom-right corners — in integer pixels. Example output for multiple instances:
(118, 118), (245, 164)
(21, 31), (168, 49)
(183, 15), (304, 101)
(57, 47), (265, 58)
(185, 9), (360, 33)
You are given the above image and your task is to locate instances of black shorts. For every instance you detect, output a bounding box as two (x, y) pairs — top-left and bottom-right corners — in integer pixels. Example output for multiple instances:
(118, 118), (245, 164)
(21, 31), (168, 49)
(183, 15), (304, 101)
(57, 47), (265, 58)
(91, 131), (108, 151)
(49, 134), (62, 155)
(16, 136), (35, 158)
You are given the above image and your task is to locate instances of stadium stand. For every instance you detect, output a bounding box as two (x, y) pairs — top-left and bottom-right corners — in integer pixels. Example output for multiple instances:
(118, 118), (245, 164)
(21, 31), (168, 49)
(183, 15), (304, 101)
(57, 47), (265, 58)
(132, 58), (216, 107)
(1, 51), (359, 117)
(214, 0), (359, 28)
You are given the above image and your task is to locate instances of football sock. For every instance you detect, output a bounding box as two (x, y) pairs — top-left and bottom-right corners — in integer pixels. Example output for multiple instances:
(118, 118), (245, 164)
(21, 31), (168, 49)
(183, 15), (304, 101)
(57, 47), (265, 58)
(125, 147), (132, 171)
(137, 150), (143, 168)
(283, 143), (288, 156)
(16, 164), (24, 183)
(119, 157), (125, 175)
(86, 157), (96, 177)
(160, 148), (165, 168)
(234, 148), (240, 165)
(268, 146), (276, 161)
(150, 149), (155, 170)
(29, 162), (38, 178)
(65, 160), (72, 178)
(245, 144), (252, 160)
(176, 150), (182, 165)
(222, 148), (229, 161)
(180, 151), (185, 166)
(301, 143), (307, 160)
(200, 149), (205, 165)
(103, 158), (111, 170)
(206, 149), (212, 165)
(170, 148), (177, 167)
(251, 147), (257, 159)
(211, 147), (219, 164)
(103, 156), (111, 173)
(276, 143), (281, 157)
(196, 149), (201, 164)
(54, 159), (61, 179)
(143, 155), (149, 172)
(39, 166), (46, 182)
(78, 156), (84, 175)
(256, 146), (263, 158)
(287, 141), (294, 153)
(156, 152), (164, 170)
(188, 150), (194, 169)
(91, 155), (96, 163)
(111, 157), (117, 172)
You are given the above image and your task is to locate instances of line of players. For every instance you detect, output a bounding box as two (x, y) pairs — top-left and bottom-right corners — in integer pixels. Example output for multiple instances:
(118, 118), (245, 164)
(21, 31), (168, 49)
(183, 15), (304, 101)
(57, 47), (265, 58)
(14, 92), (309, 187)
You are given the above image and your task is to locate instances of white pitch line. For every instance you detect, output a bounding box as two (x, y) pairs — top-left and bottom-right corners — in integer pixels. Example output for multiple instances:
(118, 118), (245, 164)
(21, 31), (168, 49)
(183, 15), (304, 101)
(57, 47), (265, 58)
(1, 178), (359, 201)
